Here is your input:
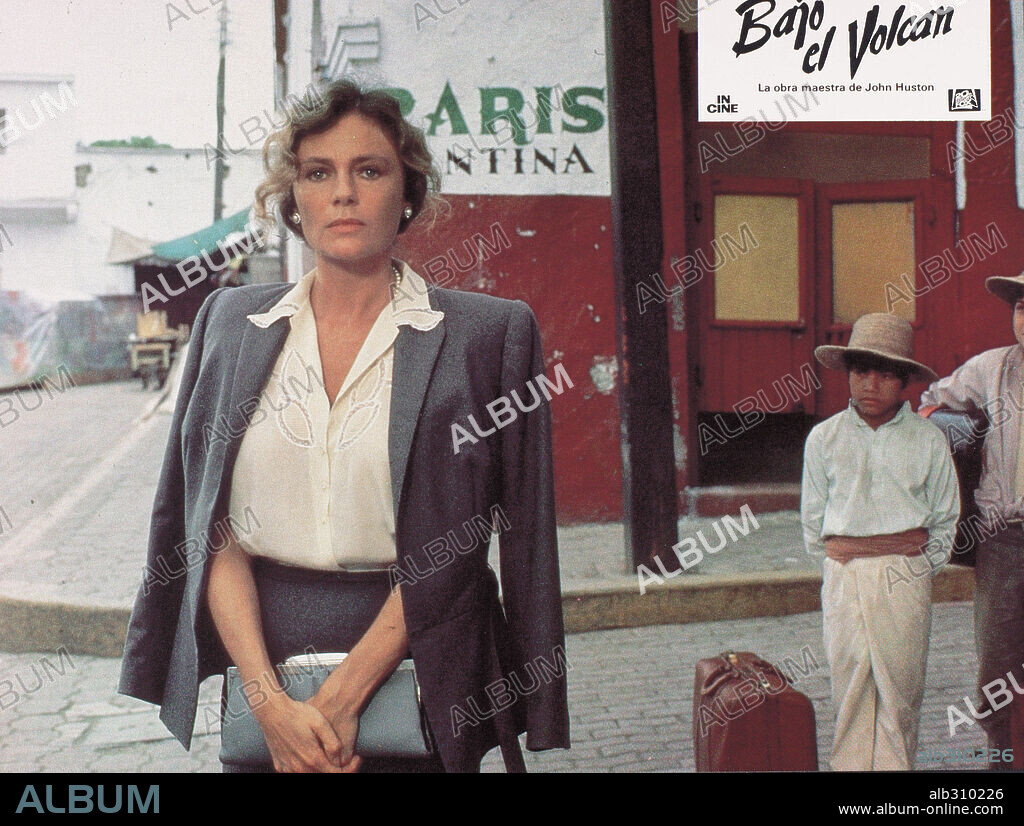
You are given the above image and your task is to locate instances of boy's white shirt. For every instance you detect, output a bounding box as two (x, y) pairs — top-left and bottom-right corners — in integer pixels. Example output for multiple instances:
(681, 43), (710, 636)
(800, 400), (961, 570)
(920, 344), (1024, 522)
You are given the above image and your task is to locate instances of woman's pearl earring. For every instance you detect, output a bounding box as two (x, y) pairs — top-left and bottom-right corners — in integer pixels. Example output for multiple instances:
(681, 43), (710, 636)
(291, 212), (301, 223)
(403, 206), (413, 219)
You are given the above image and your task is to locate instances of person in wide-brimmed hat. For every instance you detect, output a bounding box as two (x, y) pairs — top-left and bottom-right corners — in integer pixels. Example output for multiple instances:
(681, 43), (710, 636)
(920, 272), (1024, 760)
(814, 312), (939, 385)
(981, 270), (1024, 306)
(802, 312), (960, 771)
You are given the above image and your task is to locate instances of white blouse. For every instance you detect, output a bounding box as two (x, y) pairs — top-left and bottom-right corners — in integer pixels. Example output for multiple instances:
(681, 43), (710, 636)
(227, 261), (444, 570)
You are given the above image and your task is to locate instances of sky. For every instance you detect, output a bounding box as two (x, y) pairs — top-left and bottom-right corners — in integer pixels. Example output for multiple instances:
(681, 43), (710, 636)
(0, 0), (276, 148)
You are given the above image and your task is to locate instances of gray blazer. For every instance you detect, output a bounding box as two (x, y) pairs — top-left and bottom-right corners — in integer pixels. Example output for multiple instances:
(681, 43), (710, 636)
(117, 278), (570, 772)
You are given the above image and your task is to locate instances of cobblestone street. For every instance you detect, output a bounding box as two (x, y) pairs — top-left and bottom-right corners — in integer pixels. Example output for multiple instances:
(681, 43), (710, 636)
(0, 382), (993, 773)
(0, 604), (988, 772)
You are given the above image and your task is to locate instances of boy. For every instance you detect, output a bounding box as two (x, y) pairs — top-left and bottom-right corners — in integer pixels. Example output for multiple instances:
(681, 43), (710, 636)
(801, 313), (960, 770)
(920, 272), (1024, 756)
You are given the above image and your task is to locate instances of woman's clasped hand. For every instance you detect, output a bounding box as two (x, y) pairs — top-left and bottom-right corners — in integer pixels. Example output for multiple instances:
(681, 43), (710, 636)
(252, 690), (362, 773)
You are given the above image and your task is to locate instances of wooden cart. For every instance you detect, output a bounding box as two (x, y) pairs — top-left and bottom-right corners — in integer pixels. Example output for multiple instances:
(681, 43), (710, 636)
(127, 311), (189, 390)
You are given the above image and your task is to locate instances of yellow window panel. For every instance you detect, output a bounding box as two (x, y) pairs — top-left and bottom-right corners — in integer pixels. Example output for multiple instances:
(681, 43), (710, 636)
(832, 201), (916, 324)
(714, 194), (800, 322)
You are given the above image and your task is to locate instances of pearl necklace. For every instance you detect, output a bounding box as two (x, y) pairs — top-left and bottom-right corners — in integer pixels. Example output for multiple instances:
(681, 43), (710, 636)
(392, 263), (403, 288)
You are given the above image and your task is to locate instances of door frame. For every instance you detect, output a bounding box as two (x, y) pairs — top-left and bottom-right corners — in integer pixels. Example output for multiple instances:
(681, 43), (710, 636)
(813, 180), (932, 414)
(814, 179), (932, 336)
(697, 173), (815, 412)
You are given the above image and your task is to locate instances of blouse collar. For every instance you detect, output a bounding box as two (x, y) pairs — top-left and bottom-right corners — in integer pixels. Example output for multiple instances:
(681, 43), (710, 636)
(246, 259), (444, 331)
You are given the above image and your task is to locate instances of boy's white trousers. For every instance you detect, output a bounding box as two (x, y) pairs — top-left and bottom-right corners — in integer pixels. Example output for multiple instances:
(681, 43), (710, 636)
(822, 555), (933, 771)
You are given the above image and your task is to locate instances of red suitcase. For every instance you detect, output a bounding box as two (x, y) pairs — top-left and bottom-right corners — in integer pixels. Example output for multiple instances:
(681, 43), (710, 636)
(694, 650), (818, 771)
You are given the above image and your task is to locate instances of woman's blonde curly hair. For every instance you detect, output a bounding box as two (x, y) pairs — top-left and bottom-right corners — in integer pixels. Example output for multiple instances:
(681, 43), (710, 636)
(254, 78), (442, 242)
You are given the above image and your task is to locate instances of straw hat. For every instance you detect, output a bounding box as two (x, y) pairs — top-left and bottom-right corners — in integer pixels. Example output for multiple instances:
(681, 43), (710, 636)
(814, 313), (938, 382)
(985, 270), (1024, 305)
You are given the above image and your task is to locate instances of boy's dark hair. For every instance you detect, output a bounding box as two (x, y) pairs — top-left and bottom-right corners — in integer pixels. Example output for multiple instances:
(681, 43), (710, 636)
(843, 351), (913, 387)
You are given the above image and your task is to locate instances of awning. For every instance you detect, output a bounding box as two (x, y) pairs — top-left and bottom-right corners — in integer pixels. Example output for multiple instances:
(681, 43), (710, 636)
(106, 226), (157, 264)
(151, 208), (255, 262)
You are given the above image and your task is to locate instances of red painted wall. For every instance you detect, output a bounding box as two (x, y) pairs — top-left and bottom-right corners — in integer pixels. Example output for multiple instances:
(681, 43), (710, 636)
(955, 3), (1024, 364)
(385, 2), (1022, 522)
(396, 194), (622, 523)
(391, 1), (693, 522)
(661, 0), (1022, 489)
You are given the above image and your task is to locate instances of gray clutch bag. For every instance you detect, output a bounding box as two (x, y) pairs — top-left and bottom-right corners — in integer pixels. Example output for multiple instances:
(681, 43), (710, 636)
(218, 654), (435, 766)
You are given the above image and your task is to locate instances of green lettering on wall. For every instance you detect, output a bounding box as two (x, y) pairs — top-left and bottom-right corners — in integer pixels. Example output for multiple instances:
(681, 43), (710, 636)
(480, 87), (528, 145)
(561, 87), (605, 134)
(425, 81), (470, 136)
(534, 87), (555, 134)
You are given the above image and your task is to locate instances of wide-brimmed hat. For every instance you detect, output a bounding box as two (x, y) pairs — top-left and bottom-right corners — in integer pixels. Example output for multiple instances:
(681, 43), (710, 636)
(985, 270), (1024, 305)
(814, 313), (938, 382)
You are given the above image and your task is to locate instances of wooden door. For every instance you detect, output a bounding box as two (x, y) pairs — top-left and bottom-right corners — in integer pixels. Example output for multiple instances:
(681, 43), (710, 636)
(814, 181), (931, 416)
(698, 176), (817, 415)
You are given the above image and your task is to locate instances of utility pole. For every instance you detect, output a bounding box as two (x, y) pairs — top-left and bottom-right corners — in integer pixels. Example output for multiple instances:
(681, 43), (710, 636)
(603, 0), (678, 569)
(273, 0), (288, 108)
(213, 1), (230, 222)
(312, 0), (324, 81)
(273, 0), (290, 283)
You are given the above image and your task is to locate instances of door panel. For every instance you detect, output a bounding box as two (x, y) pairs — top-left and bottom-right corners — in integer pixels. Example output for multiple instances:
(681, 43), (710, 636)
(698, 177), (930, 419)
(832, 201), (917, 324)
(713, 195), (801, 323)
(699, 176), (815, 414)
(815, 181), (929, 415)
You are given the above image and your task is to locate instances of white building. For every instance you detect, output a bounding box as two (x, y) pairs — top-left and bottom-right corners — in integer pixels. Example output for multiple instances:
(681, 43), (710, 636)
(0, 72), (280, 389)
(0, 72), (272, 298)
(277, 1), (610, 280)
(0, 74), (80, 296)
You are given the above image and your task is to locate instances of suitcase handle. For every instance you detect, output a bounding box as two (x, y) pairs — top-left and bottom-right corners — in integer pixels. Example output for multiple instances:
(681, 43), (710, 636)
(720, 650), (788, 692)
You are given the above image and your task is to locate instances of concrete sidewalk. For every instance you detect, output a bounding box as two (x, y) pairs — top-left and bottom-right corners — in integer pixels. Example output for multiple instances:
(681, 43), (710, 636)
(0, 380), (974, 656)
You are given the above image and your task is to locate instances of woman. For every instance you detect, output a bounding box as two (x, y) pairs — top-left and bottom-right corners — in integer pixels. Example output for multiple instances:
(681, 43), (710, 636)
(117, 79), (570, 773)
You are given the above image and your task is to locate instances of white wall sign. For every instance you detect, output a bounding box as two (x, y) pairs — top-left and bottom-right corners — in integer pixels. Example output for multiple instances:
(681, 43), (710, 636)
(322, 0), (611, 196)
(383, 81), (609, 197)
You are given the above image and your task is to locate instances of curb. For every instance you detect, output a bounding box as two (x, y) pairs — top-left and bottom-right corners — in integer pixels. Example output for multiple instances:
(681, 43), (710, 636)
(0, 567), (975, 658)
(685, 484), (801, 517)
(563, 565), (974, 633)
(0, 596), (131, 658)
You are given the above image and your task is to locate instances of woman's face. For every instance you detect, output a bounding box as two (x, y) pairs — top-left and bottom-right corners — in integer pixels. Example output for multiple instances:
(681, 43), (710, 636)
(292, 112), (409, 268)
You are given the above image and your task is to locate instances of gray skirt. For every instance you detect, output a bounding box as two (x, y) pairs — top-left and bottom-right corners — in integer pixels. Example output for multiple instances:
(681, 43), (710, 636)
(219, 556), (443, 773)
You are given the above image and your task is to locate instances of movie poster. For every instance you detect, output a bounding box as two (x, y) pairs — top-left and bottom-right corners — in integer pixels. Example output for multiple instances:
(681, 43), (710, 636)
(0, 0), (1021, 811)
(699, 0), (991, 121)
